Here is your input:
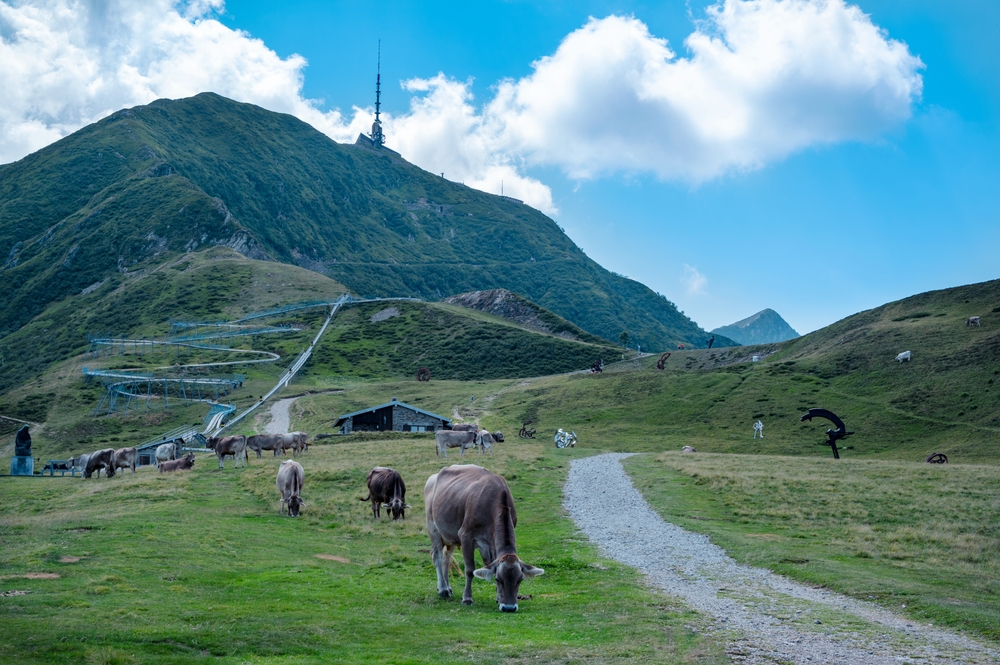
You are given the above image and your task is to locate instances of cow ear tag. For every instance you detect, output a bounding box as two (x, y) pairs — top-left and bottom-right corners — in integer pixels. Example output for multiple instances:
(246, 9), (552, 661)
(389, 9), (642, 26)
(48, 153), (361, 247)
(473, 567), (496, 582)
(520, 563), (544, 578)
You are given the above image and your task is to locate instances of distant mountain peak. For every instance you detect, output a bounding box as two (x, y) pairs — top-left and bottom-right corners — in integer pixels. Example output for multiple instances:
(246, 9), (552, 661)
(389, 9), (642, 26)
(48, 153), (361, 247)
(712, 309), (799, 345)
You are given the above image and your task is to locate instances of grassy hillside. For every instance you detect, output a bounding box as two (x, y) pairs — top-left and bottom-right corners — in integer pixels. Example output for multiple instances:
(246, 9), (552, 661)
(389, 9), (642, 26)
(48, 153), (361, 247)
(0, 247), (345, 398)
(0, 92), (726, 350)
(0, 440), (723, 664)
(307, 300), (616, 382)
(0, 248), (618, 458)
(426, 278), (999, 462)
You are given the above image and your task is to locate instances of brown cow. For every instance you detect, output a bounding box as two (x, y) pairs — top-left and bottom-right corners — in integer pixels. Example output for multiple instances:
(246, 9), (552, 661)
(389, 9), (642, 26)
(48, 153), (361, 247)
(424, 465), (543, 611)
(207, 435), (247, 469)
(435, 430), (479, 457)
(159, 452), (195, 473)
(84, 449), (115, 479)
(272, 433), (302, 457)
(359, 467), (409, 520)
(276, 460), (305, 516)
(246, 433), (281, 458)
(111, 447), (137, 476)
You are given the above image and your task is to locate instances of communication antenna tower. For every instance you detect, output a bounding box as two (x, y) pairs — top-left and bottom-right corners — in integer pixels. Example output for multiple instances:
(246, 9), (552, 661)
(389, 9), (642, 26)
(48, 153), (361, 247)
(369, 41), (385, 148)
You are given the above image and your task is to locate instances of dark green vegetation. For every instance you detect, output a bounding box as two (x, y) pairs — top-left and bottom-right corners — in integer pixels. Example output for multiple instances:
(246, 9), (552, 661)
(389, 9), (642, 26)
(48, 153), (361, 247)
(309, 300), (616, 381)
(0, 440), (722, 664)
(0, 92), (730, 353)
(624, 452), (1000, 640)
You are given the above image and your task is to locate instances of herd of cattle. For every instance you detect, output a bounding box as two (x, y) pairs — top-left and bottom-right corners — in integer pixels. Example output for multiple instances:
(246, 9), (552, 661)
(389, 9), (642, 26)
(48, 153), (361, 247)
(66, 431), (311, 478)
(65, 423), (539, 610)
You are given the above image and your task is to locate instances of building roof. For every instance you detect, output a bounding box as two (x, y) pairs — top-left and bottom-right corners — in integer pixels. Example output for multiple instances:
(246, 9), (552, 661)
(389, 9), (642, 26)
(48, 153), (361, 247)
(335, 398), (451, 427)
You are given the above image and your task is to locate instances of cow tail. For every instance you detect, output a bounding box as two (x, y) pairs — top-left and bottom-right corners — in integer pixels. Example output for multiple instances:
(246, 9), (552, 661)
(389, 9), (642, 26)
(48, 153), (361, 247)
(359, 494), (371, 502)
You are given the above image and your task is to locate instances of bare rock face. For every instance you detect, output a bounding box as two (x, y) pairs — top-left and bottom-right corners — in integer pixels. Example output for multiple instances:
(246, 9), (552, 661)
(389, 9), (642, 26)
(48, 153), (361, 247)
(442, 289), (576, 340)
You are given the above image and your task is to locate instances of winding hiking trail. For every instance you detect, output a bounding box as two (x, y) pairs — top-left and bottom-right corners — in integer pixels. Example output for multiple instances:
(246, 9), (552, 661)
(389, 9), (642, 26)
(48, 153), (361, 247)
(564, 453), (999, 665)
(265, 398), (297, 435)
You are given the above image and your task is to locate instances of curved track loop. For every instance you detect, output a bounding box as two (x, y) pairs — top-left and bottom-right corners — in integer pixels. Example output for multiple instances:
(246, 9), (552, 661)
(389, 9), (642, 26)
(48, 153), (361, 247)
(84, 295), (418, 438)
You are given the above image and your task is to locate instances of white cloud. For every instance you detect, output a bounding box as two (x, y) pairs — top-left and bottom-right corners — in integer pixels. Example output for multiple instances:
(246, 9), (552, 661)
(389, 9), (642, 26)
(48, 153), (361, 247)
(682, 264), (708, 295)
(0, 0), (922, 214)
(486, 2), (923, 180)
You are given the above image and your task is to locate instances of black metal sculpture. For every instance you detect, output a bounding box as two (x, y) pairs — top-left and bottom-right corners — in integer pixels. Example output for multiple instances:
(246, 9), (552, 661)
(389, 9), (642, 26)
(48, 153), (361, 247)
(925, 452), (948, 464)
(590, 359), (604, 373)
(416, 367), (431, 382)
(799, 408), (853, 459)
(519, 420), (536, 439)
(656, 352), (671, 370)
(14, 425), (31, 457)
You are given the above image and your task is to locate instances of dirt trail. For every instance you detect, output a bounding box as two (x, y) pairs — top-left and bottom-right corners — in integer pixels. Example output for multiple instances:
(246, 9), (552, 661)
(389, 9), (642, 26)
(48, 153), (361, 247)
(564, 453), (998, 665)
(265, 398), (296, 434)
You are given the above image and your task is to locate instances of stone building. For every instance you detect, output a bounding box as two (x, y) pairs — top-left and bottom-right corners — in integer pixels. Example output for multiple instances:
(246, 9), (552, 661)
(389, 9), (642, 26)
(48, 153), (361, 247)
(335, 398), (450, 434)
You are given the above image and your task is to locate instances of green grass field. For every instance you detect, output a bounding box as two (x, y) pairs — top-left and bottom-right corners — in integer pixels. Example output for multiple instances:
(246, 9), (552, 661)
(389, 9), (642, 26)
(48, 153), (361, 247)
(623, 452), (1000, 642)
(0, 440), (723, 664)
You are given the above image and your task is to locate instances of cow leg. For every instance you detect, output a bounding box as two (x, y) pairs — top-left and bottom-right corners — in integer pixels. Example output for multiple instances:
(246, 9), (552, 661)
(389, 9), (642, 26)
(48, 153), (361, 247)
(428, 530), (453, 598)
(217, 452), (224, 469)
(460, 534), (477, 605)
(371, 498), (379, 519)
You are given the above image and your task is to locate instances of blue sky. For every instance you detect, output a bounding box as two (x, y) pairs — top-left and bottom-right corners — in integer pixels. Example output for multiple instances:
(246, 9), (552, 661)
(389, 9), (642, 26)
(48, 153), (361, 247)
(2, 1), (997, 334)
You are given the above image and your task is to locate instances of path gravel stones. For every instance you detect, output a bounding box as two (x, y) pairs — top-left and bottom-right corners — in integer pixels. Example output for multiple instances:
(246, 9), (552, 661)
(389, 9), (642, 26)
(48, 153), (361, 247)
(564, 453), (998, 665)
(265, 398), (296, 435)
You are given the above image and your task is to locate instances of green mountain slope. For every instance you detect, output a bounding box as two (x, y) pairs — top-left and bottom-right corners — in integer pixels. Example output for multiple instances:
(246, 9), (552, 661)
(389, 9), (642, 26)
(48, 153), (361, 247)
(0, 92), (729, 351)
(0, 246), (617, 452)
(481, 278), (1000, 460)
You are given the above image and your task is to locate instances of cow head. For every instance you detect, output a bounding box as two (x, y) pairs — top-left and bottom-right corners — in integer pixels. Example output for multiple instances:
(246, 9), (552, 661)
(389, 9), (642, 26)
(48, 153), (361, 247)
(287, 495), (305, 517)
(386, 498), (411, 521)
(474, 553), (544, 612)
(206, 438), (217, 450)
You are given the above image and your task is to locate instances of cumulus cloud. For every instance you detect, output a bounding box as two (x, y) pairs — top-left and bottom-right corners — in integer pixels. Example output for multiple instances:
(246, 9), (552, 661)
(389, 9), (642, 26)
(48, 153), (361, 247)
(487, 2), (923, 180)
(0, 0), (922, 214)
(682, 264), (708, 295)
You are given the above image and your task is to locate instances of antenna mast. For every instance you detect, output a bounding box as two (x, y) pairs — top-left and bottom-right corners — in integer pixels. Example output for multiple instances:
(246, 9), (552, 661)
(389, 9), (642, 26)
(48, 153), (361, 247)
(370, 41), (385, 148)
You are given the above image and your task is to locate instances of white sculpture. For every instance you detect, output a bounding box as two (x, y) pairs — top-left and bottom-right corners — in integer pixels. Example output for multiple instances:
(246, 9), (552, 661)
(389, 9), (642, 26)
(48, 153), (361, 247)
(753, 420), (764, 439)
(896, 351), (911, 363)
(554, 429), (577, 448)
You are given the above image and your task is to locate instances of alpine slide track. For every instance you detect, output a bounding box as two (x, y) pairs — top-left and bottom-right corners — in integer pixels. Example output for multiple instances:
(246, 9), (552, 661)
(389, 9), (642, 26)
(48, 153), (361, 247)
(82, 295), (416, 455)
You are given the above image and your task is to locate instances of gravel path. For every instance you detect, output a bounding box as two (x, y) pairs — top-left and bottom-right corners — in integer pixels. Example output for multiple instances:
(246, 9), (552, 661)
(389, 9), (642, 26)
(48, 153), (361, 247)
(564, 453), (999, 665)
(265, 398), (296, 434)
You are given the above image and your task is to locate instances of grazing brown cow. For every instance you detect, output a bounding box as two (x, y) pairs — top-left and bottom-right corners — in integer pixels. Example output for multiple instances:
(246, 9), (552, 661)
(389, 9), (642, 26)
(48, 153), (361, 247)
(84, 449), (115, 479)
(359, 467), (409, 520)
(111, 447), (138, 476)
(206, 435), (247, 469)
(425, 465), (543, 611)
(159, 452), (195, 473)
(276, 460), (305, 516)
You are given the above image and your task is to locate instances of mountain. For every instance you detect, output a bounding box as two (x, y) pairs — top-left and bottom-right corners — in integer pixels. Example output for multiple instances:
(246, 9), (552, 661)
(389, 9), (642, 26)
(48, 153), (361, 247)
(712, 308), (799, 345)
(0, 92), (733, 360)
